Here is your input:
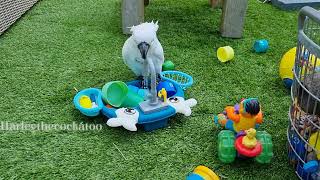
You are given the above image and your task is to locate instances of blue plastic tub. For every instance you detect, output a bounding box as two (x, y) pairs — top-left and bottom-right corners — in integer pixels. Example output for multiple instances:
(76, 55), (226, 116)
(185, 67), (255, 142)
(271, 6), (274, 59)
(74, 78), (190, 131)
(73, 88), (104, 117)
(102, 79), (184, 131)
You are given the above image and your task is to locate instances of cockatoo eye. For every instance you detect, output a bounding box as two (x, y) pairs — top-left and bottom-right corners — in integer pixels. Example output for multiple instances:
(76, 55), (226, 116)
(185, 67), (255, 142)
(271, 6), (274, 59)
(124, 108), (136, 115)
(149, 39), (155, 45)
(133, 38), (154, 46)
(133, 38), (140, 45)
(169, 97), (179, 103)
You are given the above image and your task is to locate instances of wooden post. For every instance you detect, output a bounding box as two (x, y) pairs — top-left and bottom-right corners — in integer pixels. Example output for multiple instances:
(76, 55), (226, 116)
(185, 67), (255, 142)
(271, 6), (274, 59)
(144, 0), (149, 6)
(122, 0), (144, 34)
(220, 0), (248, 38)
(209, 0), (223, 8)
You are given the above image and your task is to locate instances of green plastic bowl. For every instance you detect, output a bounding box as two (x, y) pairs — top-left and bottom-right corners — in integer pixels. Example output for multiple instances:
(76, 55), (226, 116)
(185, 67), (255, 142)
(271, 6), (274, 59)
(102, 81), (143, 108)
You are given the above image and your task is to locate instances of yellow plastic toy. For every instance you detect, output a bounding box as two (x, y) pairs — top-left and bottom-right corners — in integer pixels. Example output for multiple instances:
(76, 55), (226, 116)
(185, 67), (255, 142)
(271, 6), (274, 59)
(279, 47), (320, 89)
(187, 165), (220, 180)
(309, 132), (320, 159)
(217, 46), (234, 63)
(79, 95), (92, 108)
(242, 128), (258, 149)
(158, 88), (167, 103)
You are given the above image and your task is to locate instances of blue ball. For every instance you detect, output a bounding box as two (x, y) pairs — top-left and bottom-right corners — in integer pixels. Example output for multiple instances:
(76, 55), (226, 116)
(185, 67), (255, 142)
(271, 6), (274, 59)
(303, 160), (319, 173)
(254, 39), (269, 53)
(283, 78), (293, 89)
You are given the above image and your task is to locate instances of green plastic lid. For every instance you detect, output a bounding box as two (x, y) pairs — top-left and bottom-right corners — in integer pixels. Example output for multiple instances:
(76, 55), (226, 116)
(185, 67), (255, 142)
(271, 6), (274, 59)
(162, 60), (175, 71)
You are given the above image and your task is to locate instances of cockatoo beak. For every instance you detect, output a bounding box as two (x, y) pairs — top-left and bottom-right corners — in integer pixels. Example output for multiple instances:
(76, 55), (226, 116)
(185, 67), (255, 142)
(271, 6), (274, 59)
(137, 42), (150, 59)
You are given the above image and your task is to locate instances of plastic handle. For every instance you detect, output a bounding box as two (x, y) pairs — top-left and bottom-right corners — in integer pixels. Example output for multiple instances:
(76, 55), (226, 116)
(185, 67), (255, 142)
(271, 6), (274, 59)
(298, 6), (320, 32)
(296, 6), (320, 64)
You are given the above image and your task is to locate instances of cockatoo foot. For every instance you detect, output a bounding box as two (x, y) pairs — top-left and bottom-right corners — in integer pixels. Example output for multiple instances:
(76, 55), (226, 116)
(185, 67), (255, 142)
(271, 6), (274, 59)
(141, 79), (148, 89)
(156, 73), (162, 85)
(137, 76), (147, 89)
(137, 76), (144, 80)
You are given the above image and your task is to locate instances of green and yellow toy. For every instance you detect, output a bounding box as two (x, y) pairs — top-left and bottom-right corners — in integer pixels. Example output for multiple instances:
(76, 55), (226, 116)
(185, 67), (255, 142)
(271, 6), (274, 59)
(214, 98), (273, 164)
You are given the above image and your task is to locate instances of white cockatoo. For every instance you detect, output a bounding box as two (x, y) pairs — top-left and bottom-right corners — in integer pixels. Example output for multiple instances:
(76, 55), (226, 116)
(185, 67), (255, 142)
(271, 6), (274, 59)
(122, 21), (164, 80)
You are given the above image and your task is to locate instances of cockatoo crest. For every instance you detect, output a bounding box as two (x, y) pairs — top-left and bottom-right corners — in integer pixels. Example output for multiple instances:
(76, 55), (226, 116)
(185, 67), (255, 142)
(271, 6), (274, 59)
(122, 21), (164, 77)
(130, 21), (159, 45)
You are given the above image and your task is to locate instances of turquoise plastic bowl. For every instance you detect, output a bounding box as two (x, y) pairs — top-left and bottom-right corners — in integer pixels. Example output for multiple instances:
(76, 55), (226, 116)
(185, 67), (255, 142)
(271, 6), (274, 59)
(160, 71), (193, 90)
(73, 88), (104, 117)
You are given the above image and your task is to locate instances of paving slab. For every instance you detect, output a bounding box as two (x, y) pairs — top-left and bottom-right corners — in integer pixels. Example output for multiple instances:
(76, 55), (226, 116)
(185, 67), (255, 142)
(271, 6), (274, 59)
(271, 0), (320, 10)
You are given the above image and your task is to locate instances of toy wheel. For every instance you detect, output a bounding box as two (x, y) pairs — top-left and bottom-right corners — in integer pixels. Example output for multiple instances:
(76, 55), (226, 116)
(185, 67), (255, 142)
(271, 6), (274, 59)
(218, 130), (236, 163)
(255, 131), (273, 164)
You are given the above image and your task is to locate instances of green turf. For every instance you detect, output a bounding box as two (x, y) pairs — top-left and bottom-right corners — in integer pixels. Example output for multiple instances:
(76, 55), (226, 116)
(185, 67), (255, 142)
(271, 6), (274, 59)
(0, 0), (299, 179)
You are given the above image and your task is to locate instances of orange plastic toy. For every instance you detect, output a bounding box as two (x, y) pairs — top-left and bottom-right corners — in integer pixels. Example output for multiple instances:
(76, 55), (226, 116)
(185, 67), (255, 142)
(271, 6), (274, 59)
(214, 98), (263, 132)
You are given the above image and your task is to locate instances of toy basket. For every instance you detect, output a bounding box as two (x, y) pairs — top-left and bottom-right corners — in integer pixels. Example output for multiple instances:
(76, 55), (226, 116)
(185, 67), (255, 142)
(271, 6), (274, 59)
(160, 71), (193, 90)
(287, 6), (320, 179)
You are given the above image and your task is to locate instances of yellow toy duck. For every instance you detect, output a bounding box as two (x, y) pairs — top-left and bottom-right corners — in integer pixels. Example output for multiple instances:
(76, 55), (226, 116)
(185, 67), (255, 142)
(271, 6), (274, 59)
(79, 95), (92, 108)
(242, 128), (257, 149)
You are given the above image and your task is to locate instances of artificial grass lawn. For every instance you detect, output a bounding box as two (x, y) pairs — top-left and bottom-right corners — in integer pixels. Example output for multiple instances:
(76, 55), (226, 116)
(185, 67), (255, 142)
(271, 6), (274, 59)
(0, 0), (299, 179)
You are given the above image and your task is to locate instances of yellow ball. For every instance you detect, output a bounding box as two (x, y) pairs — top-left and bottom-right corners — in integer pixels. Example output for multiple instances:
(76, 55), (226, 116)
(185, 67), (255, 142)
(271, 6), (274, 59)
(309, 132), (320, 160)
(279, 47), (296, 81)
(79, 95), (92, 108)
(279, 47), (320, 89)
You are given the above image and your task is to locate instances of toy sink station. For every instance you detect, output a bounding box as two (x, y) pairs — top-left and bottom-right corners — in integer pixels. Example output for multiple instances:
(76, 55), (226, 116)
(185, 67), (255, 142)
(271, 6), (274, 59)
(74, 21), (197, 132)
(73, 70), (196, 132)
